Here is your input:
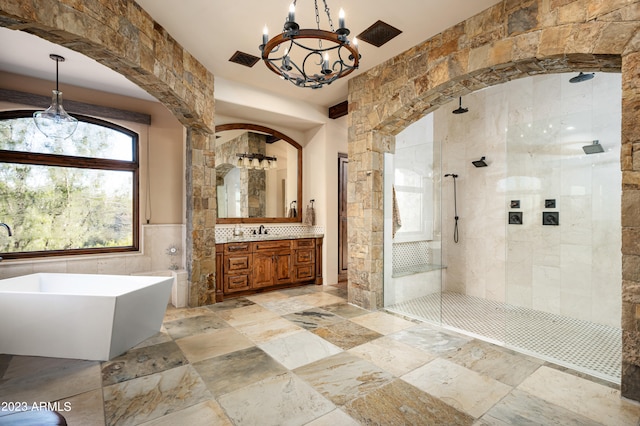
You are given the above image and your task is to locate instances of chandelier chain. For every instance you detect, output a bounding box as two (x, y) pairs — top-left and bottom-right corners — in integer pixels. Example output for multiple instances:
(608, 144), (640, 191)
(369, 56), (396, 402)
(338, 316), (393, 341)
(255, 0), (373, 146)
(322, 0), (335, 32)
(314, 0), (323, 49)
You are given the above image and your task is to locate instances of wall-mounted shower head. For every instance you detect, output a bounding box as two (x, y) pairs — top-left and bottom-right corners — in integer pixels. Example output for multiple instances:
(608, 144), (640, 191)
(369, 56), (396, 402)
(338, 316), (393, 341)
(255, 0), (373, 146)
(444, 173), (458, 178)
(472, 156), (488, 167)
(583, 140), (604, 154)
(569, 72), (595, 83)
(452, 97), (468, 114)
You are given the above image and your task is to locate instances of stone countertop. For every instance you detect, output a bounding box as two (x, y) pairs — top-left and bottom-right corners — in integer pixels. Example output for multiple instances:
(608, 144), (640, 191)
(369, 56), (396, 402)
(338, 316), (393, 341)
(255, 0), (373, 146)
(216, 233), (324, 244)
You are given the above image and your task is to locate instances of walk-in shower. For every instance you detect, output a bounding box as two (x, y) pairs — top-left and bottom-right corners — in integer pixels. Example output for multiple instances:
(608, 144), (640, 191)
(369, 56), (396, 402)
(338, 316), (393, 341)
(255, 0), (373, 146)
(384, 72), (622, 383)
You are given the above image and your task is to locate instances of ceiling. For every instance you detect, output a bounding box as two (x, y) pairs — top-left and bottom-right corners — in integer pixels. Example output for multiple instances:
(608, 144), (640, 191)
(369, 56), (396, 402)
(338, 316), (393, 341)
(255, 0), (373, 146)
(0, 0), (501, 122)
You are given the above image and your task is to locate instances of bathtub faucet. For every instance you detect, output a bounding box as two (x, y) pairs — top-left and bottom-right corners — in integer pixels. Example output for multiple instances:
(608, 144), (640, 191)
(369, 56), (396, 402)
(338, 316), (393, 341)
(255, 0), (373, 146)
(0, 223), (11, 237)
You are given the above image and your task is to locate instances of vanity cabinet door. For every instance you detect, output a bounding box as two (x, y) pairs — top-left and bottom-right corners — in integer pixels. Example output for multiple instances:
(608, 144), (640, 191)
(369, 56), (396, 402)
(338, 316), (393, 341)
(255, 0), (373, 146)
(252, 249), (292, 287)
(273, 250), (292, 285)
(252, 252), (275, 288)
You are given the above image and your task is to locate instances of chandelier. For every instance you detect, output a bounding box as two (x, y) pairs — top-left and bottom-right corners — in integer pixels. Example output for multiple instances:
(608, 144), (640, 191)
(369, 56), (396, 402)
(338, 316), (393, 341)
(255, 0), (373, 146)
(259, 0), (360, 89)
(33, 54), (78, 140)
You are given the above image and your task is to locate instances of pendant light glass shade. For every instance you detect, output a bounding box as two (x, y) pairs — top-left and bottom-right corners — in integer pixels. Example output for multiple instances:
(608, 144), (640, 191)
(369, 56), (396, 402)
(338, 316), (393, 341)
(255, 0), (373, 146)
(251, 157), (261, 168)
(33, 54), (78, 140)
(33, 90), (78, 140)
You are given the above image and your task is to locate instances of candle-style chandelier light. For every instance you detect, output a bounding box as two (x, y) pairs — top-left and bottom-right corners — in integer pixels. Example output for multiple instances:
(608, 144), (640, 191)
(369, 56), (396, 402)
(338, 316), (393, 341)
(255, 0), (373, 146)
(259, 0), (360, 89)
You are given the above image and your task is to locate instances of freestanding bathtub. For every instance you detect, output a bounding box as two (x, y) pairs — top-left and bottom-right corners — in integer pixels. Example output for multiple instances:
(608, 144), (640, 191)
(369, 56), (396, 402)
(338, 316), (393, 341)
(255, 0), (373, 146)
(0, 273), (173, 361)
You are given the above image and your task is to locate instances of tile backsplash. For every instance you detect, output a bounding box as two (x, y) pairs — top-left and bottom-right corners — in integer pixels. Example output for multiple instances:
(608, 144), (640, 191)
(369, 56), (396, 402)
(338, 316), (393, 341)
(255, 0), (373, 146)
(215, 224), (324, 240)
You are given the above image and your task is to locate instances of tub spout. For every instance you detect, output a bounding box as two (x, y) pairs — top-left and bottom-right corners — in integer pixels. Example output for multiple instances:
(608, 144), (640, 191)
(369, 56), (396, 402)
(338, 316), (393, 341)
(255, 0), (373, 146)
(0, 223), (11, 237)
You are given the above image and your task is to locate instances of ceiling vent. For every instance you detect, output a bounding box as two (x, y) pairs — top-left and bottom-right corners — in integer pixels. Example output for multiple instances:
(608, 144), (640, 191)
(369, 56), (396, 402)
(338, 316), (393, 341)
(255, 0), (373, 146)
(229, 51), (260, 68)
(357, 20), (402, 48)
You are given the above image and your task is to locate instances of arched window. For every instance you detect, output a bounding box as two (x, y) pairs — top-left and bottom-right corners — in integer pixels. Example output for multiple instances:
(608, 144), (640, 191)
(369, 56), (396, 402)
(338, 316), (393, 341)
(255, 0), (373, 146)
(0, 111), (139, 259)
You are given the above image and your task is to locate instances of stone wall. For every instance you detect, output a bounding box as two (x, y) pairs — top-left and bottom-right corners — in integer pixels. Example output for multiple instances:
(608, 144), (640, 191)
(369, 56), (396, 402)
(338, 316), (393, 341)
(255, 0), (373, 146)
(215, 132), (267, 217)
(347, 0), (640, 400)
(0, 0), (217, 306)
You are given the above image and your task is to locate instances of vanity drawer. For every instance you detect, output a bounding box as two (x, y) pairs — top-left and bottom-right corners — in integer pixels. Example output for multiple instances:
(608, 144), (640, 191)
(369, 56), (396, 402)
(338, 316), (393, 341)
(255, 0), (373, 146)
(252, 240), (292, 252)
(293, 239), (315, 249)
(225, 254), (251, 272)
(224, 274), (251, 293)
(225, 242), (251, 254)
(294, 264), (315, 282)
(294, 248), (315, 264)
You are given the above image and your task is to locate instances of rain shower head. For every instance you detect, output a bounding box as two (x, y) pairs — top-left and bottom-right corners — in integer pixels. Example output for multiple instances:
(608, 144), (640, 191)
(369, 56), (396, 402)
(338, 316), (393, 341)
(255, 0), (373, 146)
(472, 156), (488, 167)
(452, 97), (468, 114)
(569, 72), (595, 83)
(583, 140), (604, 154)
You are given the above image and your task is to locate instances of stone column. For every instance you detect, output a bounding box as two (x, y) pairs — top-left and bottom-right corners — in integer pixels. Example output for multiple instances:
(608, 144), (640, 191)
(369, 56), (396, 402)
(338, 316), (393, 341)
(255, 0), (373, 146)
(621, 49), (640, 401)
(186, 128), (217, 306)
(347, 130), (394, 309)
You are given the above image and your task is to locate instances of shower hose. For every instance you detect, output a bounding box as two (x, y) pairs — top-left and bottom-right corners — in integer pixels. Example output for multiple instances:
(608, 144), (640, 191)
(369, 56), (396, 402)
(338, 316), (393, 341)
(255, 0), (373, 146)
(445, 173), (459, 243)
(453, 177), (459, 243)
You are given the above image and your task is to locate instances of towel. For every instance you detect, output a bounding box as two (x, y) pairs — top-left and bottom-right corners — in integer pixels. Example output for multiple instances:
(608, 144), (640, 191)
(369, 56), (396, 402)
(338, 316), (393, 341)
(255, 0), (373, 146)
(392, 186), (402, 238)
(304, 201), (316, 226)
(287, 201), (297, 218)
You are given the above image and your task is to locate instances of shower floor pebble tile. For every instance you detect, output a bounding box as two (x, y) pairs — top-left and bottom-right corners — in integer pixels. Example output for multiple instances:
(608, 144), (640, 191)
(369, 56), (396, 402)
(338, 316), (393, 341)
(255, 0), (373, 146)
(0, 283), (638, 425)
(386, 291), (622, 381)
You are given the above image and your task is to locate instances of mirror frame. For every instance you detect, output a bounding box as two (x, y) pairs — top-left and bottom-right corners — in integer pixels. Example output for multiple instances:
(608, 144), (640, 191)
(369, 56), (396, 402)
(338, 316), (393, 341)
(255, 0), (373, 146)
(215, 123), (303, 224)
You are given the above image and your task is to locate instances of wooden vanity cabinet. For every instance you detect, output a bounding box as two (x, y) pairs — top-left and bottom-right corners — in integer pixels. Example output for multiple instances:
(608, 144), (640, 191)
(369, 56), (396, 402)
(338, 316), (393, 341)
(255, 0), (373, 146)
(215, 237), (323, 301)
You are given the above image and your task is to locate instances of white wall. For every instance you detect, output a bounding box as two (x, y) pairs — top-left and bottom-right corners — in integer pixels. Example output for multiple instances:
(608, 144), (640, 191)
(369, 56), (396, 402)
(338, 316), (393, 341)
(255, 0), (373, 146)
(302, 116), (348, 284)
(434, 72), (622, 327)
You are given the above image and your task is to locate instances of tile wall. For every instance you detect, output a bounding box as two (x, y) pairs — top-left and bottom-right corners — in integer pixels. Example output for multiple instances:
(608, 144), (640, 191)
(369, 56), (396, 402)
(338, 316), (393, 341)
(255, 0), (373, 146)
(434, 72), (622, 328)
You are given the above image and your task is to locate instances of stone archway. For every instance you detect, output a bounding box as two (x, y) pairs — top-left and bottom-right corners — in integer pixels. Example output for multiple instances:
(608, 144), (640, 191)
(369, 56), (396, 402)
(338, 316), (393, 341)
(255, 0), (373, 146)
(0, 1), (218, 306)
(347, 0), (640, 400)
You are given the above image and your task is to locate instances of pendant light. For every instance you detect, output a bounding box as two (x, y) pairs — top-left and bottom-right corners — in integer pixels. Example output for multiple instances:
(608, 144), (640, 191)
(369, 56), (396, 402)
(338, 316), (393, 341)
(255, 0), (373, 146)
(33, 54), (78, 140)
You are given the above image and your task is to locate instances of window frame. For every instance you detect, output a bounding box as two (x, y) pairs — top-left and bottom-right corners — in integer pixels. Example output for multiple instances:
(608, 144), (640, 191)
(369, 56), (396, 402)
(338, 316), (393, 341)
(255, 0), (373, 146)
(0, 110), (140, 259)
(393, 168), (433, 243)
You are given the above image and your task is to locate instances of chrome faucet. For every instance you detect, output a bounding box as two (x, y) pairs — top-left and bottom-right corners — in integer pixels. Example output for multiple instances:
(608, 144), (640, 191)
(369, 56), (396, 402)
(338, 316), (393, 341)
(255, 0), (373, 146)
(0, 223), (11, 237)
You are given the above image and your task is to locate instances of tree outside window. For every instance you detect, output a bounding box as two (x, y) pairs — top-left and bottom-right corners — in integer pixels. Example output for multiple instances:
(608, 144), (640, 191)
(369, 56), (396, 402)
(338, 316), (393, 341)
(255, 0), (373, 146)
(0, 111), (139, 259)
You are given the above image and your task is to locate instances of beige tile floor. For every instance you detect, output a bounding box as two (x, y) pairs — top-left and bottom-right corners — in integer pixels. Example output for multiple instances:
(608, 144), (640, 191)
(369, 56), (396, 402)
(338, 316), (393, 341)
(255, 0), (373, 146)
(1, 283), (640, 425)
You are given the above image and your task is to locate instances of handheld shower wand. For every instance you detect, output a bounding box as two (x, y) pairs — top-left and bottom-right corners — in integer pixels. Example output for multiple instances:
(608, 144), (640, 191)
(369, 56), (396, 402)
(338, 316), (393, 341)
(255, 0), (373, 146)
(444, 174), (459, 243)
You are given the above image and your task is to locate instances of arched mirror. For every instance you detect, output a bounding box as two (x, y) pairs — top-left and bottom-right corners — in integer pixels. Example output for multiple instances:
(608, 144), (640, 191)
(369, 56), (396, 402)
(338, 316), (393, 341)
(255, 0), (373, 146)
(215, 123), (302, 223)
